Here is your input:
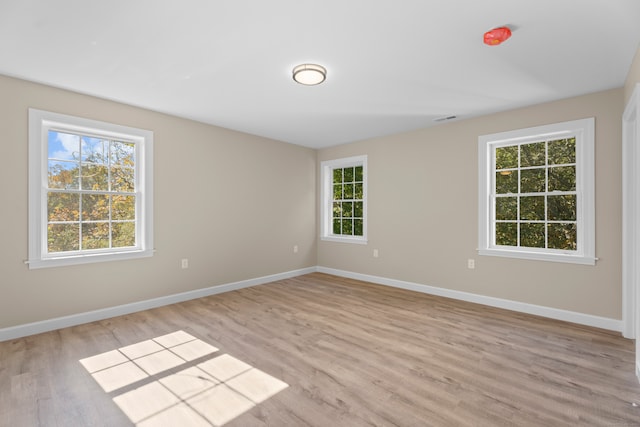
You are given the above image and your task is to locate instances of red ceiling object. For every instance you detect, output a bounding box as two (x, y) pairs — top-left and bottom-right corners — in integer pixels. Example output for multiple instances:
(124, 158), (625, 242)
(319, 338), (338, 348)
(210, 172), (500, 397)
(483, 26), (512, 46)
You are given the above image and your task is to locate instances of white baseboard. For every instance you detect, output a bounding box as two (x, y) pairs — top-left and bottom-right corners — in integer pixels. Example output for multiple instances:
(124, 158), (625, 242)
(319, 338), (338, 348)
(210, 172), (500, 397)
(1, 265), (624, 342)
(0, 267), (316, 342)
(317, 267), (623, 333)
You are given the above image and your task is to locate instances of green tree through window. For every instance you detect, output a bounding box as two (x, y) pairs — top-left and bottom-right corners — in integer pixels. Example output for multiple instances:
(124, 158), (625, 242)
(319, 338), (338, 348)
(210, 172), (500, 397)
(47, 131), (137, 253)
(494, 138), (577, 251)
(332, 165), (364, 237)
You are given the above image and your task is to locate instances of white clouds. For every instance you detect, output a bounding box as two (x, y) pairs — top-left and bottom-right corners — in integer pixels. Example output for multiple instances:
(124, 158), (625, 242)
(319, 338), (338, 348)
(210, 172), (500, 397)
(49, 131), (79, 160)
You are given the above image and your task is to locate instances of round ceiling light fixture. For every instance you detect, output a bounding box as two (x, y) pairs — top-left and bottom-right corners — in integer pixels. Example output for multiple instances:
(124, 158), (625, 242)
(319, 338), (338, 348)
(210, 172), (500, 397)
(483, 26), (512, 46)
(292, 63), (327, 85)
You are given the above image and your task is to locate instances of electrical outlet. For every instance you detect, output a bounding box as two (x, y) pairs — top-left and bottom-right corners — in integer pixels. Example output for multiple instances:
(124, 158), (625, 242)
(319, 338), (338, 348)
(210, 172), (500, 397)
(467, 259), (475, 269)
(373, 249), (379, 258)
(181, 258), (189, 269)
(293, 245), (299, 253)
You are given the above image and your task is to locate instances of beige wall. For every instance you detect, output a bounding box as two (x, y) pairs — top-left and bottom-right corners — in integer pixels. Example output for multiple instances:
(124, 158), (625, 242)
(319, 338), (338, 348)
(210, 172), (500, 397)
(625, 43), (640, 103)
(0, 74), (317, 329)
(318, 89), (623, 319)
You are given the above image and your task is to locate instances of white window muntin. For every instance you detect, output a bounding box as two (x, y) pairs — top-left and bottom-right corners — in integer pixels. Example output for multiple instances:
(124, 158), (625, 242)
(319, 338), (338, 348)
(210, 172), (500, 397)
(490, 138), (579, 254)
(44, 128), (140, 257)
(478, 118), (595, 265)
(28, 109), (154, 269)
(321, 155), (368, 244)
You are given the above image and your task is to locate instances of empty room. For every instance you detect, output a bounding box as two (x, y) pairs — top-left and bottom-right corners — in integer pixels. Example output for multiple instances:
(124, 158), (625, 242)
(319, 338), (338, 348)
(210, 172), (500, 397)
(2, 1), (640, 426)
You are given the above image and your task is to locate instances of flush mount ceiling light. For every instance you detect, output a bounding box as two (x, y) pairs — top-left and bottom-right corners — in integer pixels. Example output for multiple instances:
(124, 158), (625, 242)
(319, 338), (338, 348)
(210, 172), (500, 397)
(292, 63), (327, 85)
(483, 26), (512, 46)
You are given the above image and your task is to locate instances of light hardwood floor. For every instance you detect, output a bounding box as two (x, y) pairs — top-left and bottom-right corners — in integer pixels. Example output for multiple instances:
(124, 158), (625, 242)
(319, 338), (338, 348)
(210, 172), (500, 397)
(1, 272), (640, 426)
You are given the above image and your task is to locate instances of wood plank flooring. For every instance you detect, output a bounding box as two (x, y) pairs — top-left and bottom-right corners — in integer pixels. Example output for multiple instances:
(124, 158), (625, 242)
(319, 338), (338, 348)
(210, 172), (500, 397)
(1, 272), (640, 426)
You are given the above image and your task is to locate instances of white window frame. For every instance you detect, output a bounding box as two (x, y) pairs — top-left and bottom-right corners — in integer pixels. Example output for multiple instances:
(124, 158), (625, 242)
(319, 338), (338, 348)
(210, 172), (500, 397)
(478, 118), (595, 265)
(28, 108), (154, 269)
(320, 155), (368, 244)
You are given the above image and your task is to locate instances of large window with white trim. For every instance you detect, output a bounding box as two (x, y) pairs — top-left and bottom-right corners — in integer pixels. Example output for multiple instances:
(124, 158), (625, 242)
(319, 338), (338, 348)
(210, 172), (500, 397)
(28, 109), (153, 269)
(478, 118), (595, 264)
(321, 155), (367, 244)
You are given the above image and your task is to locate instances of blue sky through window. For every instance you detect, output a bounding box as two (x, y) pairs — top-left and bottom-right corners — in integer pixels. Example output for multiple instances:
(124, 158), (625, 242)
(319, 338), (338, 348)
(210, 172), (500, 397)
(48, 130), (79, 161)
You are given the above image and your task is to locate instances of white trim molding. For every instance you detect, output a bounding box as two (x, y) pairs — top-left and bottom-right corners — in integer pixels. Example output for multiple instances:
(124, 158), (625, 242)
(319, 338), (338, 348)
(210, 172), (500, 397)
(623, 83), (640, 340)
(622, 83), (640, 382)
(0, 267), (316, 342)
(317, 267), (622, 332)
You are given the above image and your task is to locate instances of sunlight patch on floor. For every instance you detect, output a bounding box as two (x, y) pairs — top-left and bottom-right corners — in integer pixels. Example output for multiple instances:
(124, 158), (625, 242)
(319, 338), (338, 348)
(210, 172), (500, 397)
(79, 330), (288, 426)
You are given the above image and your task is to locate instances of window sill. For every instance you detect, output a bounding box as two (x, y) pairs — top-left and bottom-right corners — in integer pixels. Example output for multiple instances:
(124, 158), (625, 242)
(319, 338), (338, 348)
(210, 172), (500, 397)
(27, 249), (154, 270)
(478, 248), (596, 265)
(321, 236), (368, 245)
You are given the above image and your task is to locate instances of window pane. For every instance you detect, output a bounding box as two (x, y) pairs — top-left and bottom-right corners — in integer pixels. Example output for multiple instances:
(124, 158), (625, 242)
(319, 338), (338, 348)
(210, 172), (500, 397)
(112, 195), (135, 220)
(48, 192), (79, 221)
(520, 196), (545, 221)
(495, 197), (517, 221)
(520, 168), (546, 193)
(353, 219), (363, 236)
(112, 222), (135, 248)
(520, 142), (545, 167)
(344, 167), (354, 182)
(496, 146), (518, 169)
(354, 201), (363, 218)
(333, 202), (341, 218)
(548, 195), (576, 221)
(81, 137), (108, 164)
(342, 219), (353, 235)
(81, 164), (109, 191)
(333, 184), (343, 200)
(343, 183), (354, 199)
(48, 223), (79, 252)
(110, 141), (135, 167)
(333, 169), (342, 184)
(48, 131), (79, 161)
(82, 194), (110, 221)
(548, 138), (575, 165)
(496, 222), (517, 246)
(355, 166), (363, 182)
(111, 166), (135, 192)
(354, 183), (363, 199)
(548, 223), (577, 250)
(48, 160), (79, 189)
(496, 171), (518, 194)
(342, 202), (353, 217)
(332, 219), (341, 234)
(548, 166), (576, 192)
(520, 223), (545, 248)
(82, 222), (110, 249)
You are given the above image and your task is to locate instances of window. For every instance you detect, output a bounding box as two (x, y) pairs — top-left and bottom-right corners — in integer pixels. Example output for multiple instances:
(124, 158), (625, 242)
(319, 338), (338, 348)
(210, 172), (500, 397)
(321, 155), (367, 244)
(478, 118), (595, 264)
(28, 109), (153, 269)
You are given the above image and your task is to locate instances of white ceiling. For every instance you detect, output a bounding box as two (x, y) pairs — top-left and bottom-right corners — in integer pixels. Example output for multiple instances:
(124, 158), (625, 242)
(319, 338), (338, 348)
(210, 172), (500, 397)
(2, 1), (640, 149)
